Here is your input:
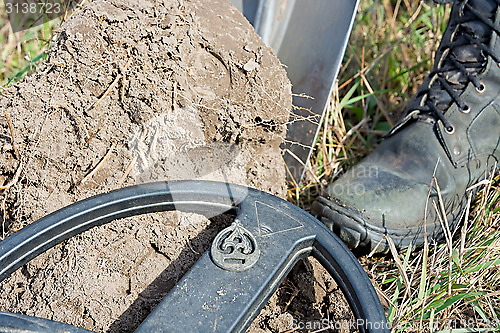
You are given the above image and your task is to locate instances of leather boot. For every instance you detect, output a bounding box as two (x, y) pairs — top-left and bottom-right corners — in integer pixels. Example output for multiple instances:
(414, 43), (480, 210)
(312, 0), (500, 254)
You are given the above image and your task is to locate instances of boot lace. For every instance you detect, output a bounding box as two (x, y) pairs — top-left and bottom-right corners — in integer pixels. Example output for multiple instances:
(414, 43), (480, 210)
(403, 0), (500, 134)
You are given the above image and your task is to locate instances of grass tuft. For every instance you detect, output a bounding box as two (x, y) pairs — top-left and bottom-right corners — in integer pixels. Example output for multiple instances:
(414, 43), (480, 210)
(0, 1), (80, 88)
(299, 0), (500, 331)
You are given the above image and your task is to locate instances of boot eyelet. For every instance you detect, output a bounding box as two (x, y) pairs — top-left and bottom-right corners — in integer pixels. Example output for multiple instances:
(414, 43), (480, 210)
(475, 82), (486, 94)
(459, 104), (471, 113)
(459, 2), (465, 16)
(445, 125), (455, 135)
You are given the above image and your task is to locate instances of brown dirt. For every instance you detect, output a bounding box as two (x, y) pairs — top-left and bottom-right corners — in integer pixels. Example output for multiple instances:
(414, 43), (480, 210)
(249, 257), (356, 333)
(0, 0), (356, 331)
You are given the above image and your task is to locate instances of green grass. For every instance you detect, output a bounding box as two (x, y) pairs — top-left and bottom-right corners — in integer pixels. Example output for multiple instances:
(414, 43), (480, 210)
(298, 0), (500, 332)
(380, 175), (500, 332)
(0, 1), (76, 87)
(302, 0), (449, 190)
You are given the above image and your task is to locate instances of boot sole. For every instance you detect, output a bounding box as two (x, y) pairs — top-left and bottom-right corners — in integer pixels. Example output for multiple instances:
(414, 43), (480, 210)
(312, 195), (468, 254)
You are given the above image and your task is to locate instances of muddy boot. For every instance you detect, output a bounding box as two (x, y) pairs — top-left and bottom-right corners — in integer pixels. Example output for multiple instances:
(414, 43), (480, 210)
(312, 0), (500, 254)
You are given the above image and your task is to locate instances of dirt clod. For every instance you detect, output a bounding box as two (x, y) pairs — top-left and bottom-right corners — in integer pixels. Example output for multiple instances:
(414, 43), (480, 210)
(0, 0), (290, 331)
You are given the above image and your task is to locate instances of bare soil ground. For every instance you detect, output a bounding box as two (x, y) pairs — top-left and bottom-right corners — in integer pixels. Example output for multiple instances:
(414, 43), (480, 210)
(0, 0), (356, 331)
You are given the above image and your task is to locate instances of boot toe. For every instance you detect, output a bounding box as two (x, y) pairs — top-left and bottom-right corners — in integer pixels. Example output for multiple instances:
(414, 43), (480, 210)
(314, 164), (436, 253)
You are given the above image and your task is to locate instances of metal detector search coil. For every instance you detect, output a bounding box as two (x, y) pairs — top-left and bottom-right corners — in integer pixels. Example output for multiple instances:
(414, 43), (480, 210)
(0, 181), (388, 332)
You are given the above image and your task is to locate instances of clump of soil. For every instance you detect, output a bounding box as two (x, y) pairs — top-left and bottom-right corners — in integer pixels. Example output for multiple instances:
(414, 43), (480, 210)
(249, 257), (357, 333)
(0, 0), (290, 226)
(0, 0), (357, 331)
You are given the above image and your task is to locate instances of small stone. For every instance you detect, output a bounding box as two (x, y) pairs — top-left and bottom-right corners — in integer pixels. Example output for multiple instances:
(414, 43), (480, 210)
(244, 43), (257, 52)
(243, 59), (259, 72)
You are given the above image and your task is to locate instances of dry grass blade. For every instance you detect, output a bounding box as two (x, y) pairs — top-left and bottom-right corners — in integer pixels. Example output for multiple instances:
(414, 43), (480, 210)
(4, 113), (20, 159)
(433, 179), (454, 297)
(118, 154), (138, 186)
(386, 236), (411, 289)
(86, 58), (132, 113)
(75, 142), (116, 188)
(0, 161), (23, 191)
